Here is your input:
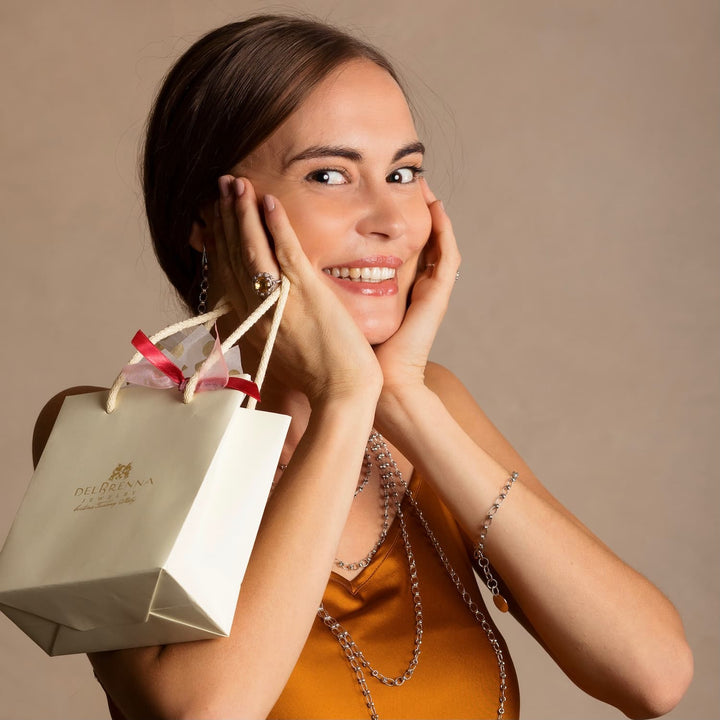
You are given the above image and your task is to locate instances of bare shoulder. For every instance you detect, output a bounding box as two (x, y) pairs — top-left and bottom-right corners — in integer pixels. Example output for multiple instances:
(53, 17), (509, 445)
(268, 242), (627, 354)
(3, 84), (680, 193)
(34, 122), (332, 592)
(424, 362), (544, 491)
(32, 386), (106, 468)
(424, 361), (484, 413)
(424, 362), (592, 528)
(424, 361), (519, 465)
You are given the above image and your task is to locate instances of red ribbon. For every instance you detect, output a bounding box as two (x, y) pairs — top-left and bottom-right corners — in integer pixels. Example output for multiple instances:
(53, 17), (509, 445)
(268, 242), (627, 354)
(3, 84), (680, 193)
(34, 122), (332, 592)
(130, 330), (261, 402)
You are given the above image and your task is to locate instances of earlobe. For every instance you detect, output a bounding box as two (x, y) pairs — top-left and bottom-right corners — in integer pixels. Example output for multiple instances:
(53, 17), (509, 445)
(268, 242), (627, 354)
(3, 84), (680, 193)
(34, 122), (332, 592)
(189, 210), (215, 253)
(188, 222), (207, 253)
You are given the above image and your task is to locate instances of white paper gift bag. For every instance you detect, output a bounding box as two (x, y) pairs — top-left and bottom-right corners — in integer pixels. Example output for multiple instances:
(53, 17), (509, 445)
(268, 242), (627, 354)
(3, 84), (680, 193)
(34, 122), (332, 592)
(0, 280), (291, 656)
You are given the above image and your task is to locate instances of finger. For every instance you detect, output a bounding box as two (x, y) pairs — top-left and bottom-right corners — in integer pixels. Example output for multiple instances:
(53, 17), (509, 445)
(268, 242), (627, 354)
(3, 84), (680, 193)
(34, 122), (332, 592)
(210, 197), (247, 318)
(261, 194), (315, 284)
(231, 178), (281, 282)
(418, 178), (460, 282)
(420, 176), (438, 205)
(426, 199), (461, 286)
(217, 175), (243, 280)
(216, 175), (283, 309)
(403, 202), (460, 334)
(418, 178), (445, 267)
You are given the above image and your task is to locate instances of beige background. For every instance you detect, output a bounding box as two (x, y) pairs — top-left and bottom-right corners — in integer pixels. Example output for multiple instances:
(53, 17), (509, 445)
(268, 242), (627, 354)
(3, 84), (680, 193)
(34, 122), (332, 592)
(1, 1), (717, 718)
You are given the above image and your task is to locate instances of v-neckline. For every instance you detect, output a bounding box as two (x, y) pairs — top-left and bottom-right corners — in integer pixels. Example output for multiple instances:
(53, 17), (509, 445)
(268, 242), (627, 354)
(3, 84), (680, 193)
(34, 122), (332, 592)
(328, 470), (420, 595)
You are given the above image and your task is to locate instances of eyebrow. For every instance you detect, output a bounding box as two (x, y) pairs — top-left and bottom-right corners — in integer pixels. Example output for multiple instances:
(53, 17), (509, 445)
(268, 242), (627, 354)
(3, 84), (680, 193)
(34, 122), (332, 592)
(284, 141), (426, 168)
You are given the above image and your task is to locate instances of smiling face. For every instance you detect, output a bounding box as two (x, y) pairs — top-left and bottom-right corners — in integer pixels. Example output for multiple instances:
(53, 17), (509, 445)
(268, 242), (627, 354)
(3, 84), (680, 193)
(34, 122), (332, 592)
(233, 59), (432, 344)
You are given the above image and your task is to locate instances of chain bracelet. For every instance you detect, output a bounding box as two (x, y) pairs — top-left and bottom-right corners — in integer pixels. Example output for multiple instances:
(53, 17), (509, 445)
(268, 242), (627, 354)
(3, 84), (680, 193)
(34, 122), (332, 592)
(473, 472), (518, 613)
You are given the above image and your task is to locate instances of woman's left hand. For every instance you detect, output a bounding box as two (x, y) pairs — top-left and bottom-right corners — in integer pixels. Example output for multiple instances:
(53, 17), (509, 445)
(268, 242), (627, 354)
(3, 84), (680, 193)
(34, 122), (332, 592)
(374, 179), (461, 404)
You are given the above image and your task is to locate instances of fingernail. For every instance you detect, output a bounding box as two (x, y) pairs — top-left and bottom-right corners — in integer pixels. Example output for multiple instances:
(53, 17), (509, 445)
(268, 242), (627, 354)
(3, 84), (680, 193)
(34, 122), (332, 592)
(264, 194), (276, 212)
(235, 178), (245, 197)
(219, 176), (230, 198)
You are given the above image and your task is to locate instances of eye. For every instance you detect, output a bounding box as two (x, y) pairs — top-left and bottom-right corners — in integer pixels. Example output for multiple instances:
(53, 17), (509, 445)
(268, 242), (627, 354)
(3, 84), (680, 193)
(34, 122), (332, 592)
(306, 169), (347, 185)
(387, 166), (423, 184)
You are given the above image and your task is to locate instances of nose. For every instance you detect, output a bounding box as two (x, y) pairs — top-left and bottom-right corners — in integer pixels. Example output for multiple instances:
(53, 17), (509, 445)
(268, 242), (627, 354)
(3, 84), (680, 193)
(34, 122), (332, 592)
(354, 183), (407, 241)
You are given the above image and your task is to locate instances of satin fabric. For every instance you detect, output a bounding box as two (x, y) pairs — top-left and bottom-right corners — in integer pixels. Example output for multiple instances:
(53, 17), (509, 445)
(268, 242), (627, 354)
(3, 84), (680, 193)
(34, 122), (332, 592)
(268, 473), (520, 719)
(102, 473), (519, 719)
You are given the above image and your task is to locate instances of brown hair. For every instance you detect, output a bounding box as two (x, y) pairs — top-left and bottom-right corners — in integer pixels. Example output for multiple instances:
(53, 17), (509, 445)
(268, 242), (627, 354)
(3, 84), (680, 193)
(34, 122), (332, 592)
(143, 14), (403, 311)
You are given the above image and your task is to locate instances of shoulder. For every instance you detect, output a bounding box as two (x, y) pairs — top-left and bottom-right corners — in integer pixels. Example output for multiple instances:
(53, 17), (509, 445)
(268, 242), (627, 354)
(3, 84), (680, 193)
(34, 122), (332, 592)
(424, 361), (472, 401)
(33, 386), (106, 468)
(424, 362), (501, 449)
(423, 362), (543, 491)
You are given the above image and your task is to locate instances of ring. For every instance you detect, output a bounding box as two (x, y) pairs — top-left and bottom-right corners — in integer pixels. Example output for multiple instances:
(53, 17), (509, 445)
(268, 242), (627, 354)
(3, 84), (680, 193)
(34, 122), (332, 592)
(252, 271), (280, 299)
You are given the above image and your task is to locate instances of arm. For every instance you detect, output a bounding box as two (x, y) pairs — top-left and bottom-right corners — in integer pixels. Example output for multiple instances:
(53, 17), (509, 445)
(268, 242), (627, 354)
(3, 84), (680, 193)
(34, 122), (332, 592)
(89, 390), (378, 720)
(372, 180), (692, 719)
(377, 365), (692, 719)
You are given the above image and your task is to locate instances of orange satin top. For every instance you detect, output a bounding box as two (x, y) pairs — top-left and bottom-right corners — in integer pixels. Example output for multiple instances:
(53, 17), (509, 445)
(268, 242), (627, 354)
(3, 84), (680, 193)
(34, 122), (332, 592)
(103, 473), (519, 720)
(268, 472), (519, 719)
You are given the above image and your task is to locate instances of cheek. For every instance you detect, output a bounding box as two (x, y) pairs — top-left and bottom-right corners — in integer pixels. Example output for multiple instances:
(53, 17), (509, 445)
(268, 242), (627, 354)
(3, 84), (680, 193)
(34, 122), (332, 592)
(405, 196), (433, 257)
(274, 193), (345, 262)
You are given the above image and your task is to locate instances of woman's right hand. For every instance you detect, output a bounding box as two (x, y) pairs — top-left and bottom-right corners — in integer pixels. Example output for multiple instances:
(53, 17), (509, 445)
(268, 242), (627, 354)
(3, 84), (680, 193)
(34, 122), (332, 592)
(91, 178), (385, 720)
(212, 175), (382, 405)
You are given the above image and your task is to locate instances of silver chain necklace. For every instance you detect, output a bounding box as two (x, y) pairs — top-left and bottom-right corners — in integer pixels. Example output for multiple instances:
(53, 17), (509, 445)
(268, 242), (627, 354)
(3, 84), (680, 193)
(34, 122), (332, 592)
(318, 431), (508, 720)
(334, 444), (393, 571)
(333, 482), (392, 571)
(353, 446), (373, 497)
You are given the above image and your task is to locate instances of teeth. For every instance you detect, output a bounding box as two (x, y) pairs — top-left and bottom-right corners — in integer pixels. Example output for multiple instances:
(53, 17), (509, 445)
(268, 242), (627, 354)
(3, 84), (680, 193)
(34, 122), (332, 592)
(323, 266), (397, 283)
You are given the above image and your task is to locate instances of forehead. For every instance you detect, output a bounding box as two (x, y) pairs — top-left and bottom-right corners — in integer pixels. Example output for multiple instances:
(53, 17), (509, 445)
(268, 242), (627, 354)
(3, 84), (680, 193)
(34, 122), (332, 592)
(250, 59), (418, 165)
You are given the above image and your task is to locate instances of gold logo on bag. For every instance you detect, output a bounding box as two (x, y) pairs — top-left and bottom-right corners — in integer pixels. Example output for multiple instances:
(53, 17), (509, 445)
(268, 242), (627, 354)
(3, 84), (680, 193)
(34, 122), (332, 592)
(73, 462), (155, 512)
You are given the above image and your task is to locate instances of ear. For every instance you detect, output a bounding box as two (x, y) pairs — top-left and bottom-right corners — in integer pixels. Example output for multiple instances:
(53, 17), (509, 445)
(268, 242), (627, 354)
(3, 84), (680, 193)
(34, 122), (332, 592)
(188, 205), (216, 253)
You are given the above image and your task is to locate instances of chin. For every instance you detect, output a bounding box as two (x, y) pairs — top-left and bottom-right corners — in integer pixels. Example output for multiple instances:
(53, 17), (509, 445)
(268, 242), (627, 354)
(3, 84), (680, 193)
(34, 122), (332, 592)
(358, 314), (403, 346)
(349, 294), (409, 345)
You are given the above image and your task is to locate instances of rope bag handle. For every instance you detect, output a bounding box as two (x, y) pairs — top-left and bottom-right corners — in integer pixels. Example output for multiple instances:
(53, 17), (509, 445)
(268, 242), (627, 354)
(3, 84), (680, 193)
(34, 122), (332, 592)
(106, 276), (290, 413)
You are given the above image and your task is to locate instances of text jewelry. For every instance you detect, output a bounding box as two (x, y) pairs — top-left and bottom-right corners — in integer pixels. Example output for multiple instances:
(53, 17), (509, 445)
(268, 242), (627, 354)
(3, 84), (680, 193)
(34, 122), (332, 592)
(473, 472), (518, 613)
(197, 245), (209, 315)
(319, 431), (509, 720)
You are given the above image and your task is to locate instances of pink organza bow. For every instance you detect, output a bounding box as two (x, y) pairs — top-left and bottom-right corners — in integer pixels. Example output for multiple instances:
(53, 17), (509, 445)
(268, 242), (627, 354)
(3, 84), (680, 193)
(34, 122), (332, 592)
(123, 329), (260, 401)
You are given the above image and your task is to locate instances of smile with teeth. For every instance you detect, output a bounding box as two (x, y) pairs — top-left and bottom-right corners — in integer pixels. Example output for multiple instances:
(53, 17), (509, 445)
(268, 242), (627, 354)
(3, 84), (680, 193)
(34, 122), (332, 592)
(323, 266), (396, 283)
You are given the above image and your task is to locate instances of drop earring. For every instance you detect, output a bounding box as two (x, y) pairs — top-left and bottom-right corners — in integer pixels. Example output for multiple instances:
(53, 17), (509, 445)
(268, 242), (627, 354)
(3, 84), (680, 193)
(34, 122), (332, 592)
(197, 245), (208, 315)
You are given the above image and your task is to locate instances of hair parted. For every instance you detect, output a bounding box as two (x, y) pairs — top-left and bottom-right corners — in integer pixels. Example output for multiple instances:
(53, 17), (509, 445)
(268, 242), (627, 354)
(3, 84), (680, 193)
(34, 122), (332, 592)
(143, 14), (403, 311)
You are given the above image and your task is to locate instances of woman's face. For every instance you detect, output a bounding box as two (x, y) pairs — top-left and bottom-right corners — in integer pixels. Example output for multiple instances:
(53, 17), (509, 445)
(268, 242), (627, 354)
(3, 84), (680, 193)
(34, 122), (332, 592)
(233, 59), (432, 345)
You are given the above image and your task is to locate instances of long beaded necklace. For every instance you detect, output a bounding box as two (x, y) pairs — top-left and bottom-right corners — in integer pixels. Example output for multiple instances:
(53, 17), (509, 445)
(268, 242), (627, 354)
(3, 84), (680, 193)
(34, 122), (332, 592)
(318, 432), (508, 720)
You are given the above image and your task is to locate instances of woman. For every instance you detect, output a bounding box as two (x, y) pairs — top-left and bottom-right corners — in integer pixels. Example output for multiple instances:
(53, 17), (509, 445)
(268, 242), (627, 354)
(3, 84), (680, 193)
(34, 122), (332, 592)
(33, 14), (692, 720)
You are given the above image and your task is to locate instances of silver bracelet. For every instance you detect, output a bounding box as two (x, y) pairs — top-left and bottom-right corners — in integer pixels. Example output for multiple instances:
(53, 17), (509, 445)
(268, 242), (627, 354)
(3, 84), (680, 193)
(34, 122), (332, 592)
(473, 471), (518, 613)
